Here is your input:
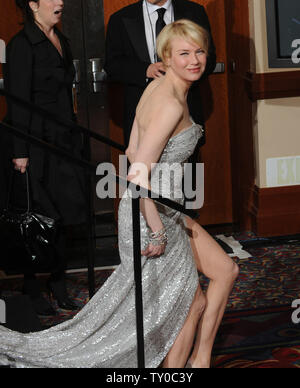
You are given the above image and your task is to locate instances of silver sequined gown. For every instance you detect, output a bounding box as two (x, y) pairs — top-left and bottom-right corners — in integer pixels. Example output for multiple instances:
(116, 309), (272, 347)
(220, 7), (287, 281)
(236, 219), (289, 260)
(0, 123), (203, 368)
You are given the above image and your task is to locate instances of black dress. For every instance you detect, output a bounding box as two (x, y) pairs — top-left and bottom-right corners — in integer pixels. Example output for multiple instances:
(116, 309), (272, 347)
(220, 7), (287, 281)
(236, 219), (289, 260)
(2, 22), (86, 226)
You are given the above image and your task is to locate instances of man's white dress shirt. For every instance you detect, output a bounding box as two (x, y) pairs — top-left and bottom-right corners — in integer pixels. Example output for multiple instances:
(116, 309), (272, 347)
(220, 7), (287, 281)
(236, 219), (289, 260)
(143, 0), (174, 63)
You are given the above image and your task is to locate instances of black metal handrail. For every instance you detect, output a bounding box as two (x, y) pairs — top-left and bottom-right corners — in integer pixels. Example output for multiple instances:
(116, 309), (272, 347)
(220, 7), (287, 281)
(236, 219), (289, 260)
(0, 89), (126, 152)
(0, 121), (198, 218)
(0, 114), (198, 368)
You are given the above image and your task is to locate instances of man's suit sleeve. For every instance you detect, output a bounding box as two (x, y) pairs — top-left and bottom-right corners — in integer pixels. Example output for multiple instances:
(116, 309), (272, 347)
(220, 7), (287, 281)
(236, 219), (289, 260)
(4, 35), (33, 158)
(104, 14), (150, 88)
(197, 5), (216, 79)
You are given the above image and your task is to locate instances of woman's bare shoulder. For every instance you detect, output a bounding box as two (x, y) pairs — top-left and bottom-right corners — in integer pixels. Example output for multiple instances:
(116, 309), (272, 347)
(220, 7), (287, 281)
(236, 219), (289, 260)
(151, 90), (183, 115)
(142, 95), (184, 138)
(141, 80), (182, 111)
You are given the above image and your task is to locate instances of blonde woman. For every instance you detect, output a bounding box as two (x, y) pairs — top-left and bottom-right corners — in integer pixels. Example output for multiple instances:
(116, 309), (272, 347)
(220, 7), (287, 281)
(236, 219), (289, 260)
(0, 19), (238, 368)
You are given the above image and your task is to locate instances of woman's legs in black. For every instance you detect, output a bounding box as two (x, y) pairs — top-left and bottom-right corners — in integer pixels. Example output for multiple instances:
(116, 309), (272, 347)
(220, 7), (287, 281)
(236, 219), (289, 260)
(23, 267), (56, 317)
(47, 227), (78, 311)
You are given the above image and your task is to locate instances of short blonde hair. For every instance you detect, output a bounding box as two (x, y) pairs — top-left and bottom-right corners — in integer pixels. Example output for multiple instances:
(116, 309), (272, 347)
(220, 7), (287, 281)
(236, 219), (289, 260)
(157, 19), (210, 64)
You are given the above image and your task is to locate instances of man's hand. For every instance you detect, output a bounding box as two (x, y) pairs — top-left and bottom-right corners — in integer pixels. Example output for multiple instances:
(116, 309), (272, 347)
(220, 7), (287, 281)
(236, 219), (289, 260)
(146, 62), (166, 79)
(12, 158), (29, 174)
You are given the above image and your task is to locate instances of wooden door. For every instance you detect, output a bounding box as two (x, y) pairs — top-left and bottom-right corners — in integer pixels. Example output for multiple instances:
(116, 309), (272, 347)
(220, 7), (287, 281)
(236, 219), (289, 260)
(197, 0), (233, 225)
(103, 0), (234, 226)
(225, 0), (254, 230)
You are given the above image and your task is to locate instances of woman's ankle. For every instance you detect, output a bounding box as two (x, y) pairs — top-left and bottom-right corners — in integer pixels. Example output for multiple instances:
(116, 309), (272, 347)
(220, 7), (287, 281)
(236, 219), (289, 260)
(188, 353), (211, 368)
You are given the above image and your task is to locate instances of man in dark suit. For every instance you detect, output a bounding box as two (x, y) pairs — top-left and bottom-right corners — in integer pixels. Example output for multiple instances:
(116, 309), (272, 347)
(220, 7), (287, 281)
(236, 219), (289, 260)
(105, 0), (216, 147)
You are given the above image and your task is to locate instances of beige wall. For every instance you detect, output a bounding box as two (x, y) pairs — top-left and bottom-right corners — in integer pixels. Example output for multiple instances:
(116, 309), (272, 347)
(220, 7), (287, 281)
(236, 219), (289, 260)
(248, 0), (300, 188)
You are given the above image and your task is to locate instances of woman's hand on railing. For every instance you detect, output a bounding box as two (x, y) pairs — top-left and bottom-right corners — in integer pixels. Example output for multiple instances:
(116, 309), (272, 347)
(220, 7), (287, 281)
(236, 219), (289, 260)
(12, 158), (29, 174)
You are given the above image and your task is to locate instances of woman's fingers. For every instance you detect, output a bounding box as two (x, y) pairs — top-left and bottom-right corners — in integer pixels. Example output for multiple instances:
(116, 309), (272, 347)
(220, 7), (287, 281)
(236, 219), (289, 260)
(142, 243), (166, 258)
(13, 165), (26, 173)
(12, 158), (29, 174)
(141, 246), (150, 256)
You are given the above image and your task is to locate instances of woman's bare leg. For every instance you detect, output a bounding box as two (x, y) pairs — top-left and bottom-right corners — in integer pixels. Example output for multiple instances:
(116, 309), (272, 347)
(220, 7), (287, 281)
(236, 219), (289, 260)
(162, 286), (206, 368)
(185, 218), (239, 368)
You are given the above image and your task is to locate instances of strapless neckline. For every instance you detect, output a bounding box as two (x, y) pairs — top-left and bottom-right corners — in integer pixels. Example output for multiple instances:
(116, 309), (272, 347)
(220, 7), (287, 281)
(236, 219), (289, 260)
(169, 122), (201, 141)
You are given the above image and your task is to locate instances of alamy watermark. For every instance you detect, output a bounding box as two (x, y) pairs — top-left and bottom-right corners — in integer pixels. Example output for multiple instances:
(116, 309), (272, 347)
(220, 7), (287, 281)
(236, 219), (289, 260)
(292, 299), (300, 324)
(292, 39), (300, 64)
(0, 39), (5, 64)
(96, 156), (205, 210)
(0, 299), (6, 324)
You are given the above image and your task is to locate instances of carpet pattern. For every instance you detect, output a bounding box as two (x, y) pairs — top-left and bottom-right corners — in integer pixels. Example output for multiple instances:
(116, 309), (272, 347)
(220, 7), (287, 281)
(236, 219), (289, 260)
(212, 305), (300, 368)
(201, 232), (300, 311)
(213, 346), (300, 368)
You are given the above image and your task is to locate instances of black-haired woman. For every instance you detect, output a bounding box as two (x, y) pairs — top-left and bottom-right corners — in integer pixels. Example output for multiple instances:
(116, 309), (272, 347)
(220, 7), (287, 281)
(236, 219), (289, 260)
(3, 0), (86, 315)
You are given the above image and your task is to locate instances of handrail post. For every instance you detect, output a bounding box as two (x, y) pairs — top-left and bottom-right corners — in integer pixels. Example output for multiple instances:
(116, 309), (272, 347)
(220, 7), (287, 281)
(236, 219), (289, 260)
(132, 197), (145, 368)
(83, 133), (96, 299)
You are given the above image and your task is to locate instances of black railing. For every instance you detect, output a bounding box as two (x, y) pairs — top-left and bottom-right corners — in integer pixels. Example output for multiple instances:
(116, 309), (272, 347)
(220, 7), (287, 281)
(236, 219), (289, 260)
(0, 90), (198, 368)
(0, 89), (126, 152)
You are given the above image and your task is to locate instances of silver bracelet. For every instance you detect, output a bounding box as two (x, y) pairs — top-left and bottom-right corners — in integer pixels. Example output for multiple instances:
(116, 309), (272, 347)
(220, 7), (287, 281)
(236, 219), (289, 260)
(150, 228), (166, 239)
(149, 228), (168, 246)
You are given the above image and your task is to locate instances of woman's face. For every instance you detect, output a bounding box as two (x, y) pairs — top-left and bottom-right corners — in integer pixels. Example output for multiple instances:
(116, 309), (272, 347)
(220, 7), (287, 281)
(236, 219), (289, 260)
(166, 37), (207, 83)
(29, 0), (64, 27)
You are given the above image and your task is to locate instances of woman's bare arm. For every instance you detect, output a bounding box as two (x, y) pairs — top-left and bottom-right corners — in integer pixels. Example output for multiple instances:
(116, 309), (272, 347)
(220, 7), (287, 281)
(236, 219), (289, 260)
(128, 99), (183, 235)
(126, 117), (139, 164)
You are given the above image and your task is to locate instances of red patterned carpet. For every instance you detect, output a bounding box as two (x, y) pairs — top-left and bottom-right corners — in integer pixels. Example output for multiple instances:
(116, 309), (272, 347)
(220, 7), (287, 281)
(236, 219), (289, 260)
(208, 232), (300, 368)
(212, 305), (300, 368)
(213, 347), (300, 368)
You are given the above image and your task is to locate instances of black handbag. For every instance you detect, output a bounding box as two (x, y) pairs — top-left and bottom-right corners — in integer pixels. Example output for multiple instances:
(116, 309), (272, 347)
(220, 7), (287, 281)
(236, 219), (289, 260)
(0, 170), (60, 273)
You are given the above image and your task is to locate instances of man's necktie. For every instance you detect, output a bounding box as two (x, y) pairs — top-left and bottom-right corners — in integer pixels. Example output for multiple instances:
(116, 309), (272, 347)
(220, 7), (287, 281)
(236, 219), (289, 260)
(156, 8), (167, 38)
